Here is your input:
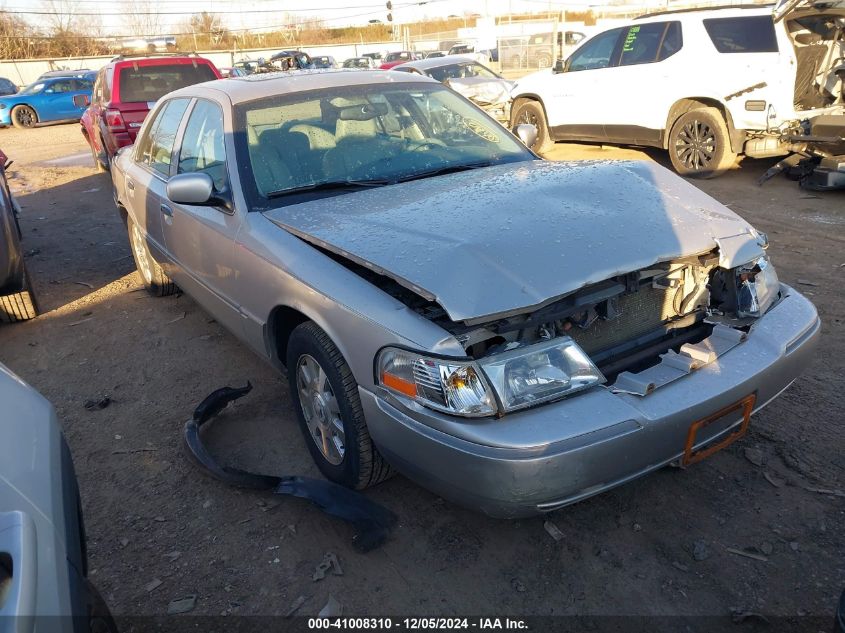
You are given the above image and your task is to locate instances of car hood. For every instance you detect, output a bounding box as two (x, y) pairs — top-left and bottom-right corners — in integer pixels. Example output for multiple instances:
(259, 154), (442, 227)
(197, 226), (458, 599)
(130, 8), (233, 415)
(263, 160), (764, 323)
(0, 94), (30, 106)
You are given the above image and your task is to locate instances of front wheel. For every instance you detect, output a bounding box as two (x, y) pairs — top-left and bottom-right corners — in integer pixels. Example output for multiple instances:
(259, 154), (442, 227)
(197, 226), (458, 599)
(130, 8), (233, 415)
(89, 136), (109, 173)
(11, 105), (37, 129)
(667, 107), (736, 179)
(126, 217), (176, 296)
(511, 100), (553, 154)
(286, 321), (393, 490)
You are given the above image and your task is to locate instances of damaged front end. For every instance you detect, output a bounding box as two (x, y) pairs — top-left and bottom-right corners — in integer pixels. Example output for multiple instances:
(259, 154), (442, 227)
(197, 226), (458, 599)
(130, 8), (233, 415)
(375, 243), (781, 410)
(759, 114), (845, 190)
(446, 78), (513, 125)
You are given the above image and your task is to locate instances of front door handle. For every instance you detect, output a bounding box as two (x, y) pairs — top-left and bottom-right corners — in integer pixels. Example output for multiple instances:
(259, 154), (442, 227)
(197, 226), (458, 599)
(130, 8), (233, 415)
(126, 180), (135, 191)
(160, 203), (173, 217)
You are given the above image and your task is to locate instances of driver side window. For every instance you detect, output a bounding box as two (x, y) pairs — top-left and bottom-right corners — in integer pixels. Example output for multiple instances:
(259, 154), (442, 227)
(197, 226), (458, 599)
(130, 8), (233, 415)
(177, 99), (227, 192)
(567, 27), (624, 72)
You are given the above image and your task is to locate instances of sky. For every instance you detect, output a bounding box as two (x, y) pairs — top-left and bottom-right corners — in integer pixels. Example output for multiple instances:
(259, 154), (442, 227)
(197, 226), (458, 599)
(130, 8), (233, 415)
(2, 0), (600, 38)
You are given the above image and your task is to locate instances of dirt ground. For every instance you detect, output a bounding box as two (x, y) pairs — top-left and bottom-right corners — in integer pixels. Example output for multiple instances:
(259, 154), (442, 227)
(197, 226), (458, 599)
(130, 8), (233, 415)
(0, 122), (843, 628)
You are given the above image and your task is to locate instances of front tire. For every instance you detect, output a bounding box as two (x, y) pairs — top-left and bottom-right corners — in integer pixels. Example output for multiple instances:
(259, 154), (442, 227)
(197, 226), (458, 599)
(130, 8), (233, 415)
(126, 217), (176, 296)
(667, 107), (736, 179)
(286, 321), (393, 490)
(511, 100), (553, 154)
(11, 105), (37, 129)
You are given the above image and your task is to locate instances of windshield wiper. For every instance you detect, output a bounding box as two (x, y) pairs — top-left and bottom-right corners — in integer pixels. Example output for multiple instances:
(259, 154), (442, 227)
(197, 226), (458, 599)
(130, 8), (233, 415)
(393, 161), (496, 184)
(266, 179), (390, 199)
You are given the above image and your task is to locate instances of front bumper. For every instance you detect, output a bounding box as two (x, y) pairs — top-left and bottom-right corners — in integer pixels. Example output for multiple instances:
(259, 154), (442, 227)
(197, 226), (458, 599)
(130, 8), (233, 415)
(361, 285), (820, 518)
(0, 109), (11, 126)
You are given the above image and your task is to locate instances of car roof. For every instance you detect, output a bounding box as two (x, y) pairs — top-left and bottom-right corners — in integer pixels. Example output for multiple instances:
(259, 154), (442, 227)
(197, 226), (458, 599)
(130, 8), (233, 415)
(108, 55), (215, 70)
(634, 4), (773, 23)
(394, 56), (479, 71)
(168, 68), (438, 105)
(39, 69), (92, 78)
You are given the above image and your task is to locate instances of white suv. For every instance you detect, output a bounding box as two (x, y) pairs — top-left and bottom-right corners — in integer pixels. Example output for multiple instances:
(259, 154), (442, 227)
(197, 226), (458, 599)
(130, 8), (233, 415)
(510, 0), (845, 177)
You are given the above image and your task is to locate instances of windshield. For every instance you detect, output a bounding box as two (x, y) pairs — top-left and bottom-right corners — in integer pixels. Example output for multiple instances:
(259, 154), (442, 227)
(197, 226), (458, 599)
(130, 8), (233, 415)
(19, 82), (45, 96)
(385, 52), (411, 62)
(236, 82), (533, 208)
(118, 63), (217, 103)
(428, 63), (499, 82)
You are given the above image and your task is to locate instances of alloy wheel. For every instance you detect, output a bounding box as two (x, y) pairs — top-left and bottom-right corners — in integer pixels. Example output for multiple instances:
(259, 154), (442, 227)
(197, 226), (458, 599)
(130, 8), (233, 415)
(15, 107), (35, 128)
(674, 119), (716, 171)
(296, 353), (346, 465)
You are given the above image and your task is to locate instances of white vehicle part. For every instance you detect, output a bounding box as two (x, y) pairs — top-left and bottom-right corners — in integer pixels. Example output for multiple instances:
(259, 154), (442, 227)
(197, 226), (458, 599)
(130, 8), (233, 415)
(610, 324), (747, 396)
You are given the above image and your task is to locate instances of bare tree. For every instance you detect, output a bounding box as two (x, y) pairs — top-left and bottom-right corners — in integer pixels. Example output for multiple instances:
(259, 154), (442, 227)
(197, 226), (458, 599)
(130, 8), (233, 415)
(126, 0), (162, 37)
(40, 0), (79, 36)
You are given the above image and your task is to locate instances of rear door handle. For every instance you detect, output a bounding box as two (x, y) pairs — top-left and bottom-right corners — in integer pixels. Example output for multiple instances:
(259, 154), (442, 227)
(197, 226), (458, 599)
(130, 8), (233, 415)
(126, 180), (135, 191)
(160, 203), (172, 217)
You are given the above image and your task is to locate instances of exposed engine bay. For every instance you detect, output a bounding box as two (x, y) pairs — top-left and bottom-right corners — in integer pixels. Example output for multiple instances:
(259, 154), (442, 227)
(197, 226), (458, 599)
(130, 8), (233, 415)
(325, 245), (780, 390)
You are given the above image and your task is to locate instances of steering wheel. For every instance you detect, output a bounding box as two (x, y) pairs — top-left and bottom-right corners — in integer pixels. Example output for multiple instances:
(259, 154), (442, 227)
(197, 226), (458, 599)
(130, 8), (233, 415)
(407, 138), (447, 151)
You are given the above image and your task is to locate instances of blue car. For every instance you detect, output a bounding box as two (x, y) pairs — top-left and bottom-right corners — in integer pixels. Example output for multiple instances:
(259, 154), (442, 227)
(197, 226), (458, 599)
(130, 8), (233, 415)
(0, 75), (93, 129)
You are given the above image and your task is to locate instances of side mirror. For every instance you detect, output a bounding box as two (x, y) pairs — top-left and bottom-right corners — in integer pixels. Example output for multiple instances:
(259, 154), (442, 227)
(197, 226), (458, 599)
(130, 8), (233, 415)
(73, 94), (90, 107)
(515, 123), (538, 148)
(166, 172), (214, 205)
(553, 59), (566, 74)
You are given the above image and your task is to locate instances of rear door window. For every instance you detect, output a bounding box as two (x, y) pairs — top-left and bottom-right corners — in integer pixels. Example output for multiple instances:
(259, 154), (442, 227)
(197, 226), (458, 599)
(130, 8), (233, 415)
(612, 21), (683, 66)
(703, 15), (779, 53)
(617, 22), (678, 66)
(658, 22), (683, 60)
(117, 63), (217, 103)
(148, 98), (190, 176)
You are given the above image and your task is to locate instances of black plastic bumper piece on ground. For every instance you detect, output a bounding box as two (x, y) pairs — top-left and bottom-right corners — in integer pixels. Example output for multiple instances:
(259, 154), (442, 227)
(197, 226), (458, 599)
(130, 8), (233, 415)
(182, 382), (397, 552)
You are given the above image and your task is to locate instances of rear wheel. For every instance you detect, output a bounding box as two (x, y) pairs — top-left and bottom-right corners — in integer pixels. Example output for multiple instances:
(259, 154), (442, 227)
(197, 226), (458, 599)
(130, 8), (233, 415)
(90, 135), (110, 173)
(11, 105), (37, 129)
(286, 321), (393, 489)
(0, 263), (38, 322)
(127, 217), (176, 296)
(511, 100), (553, 154)
(667, 107), (736, 179)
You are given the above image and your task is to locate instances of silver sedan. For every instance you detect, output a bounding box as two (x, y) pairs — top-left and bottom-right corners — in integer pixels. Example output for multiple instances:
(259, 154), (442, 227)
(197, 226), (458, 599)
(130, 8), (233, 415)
(111, 70), (820, 517)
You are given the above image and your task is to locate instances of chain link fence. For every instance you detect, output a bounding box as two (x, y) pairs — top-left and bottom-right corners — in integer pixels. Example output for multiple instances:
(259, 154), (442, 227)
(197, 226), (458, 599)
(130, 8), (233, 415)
(497, 24), (589, 73)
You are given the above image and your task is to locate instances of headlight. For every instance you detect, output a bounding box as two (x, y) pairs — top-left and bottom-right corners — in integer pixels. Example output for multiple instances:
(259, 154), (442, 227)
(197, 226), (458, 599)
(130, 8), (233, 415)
(377, 348), (497, 417)
(736, 256), (779, 317)
(479, 338), (605, 412)
(377, 337), (605, 417)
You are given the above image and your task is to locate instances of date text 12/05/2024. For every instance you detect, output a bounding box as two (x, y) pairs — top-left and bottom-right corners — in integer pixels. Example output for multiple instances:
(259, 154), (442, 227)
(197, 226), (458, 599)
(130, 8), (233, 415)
(307, 618), (529, 630)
